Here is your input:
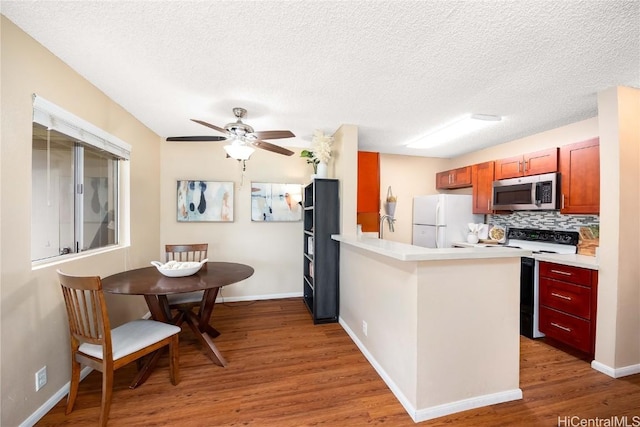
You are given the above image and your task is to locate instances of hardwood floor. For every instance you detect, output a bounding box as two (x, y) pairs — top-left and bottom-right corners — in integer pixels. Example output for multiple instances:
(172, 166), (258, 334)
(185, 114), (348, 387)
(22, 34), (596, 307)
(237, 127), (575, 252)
(37, 298), (640, 426)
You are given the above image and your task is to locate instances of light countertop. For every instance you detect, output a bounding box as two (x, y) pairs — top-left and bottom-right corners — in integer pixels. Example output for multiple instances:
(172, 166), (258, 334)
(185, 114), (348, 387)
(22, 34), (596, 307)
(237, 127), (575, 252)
(452, 241), (599, 270)
(534, 253), (599, 270)
(332, 235), (531, 262)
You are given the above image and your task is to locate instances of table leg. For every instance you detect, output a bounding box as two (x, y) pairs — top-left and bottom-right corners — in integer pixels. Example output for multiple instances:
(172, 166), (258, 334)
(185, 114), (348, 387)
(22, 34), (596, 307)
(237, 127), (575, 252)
(184, 310), (227, 367)
(198, 288), (221, 338)
(128, 350), (164, 389)
(144, 295), (168, 321)
(127, 295), (171, 388)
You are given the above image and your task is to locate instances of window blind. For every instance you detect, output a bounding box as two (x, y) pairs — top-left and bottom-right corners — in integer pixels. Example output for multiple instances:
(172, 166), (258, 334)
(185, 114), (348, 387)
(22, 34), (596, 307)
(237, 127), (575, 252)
(32, 94), (132, 160)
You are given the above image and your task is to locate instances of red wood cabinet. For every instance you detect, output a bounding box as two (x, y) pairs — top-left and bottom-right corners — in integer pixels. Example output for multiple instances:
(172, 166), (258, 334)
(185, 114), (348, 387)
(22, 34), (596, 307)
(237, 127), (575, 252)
(471, 161), (494, 214)
(494, 148), (558, 180)
(357, 151), (380, 232)
(538, 262), (598, 356)
(559, 138), (600, 214)
(436, 166), (472, 189)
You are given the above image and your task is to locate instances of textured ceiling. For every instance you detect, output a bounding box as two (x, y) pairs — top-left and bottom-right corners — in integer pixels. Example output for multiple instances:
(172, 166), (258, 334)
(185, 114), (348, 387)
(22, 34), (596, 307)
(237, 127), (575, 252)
(2, 1), (639, 158)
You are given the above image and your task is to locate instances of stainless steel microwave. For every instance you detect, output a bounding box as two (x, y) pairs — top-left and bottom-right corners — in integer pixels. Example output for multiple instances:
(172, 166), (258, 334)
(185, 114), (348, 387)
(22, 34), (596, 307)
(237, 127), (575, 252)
(492, 172), (560, 211)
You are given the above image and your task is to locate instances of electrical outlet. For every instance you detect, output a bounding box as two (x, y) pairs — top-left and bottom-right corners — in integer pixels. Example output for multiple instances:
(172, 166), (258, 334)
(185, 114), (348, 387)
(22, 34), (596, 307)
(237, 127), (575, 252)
(362, 320), (368, 336)
(35, 366), (47, 391)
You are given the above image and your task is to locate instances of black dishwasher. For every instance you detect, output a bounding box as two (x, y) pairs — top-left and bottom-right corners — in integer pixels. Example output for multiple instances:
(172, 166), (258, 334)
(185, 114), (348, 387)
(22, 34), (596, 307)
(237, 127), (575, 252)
(520, 257), (535, 338)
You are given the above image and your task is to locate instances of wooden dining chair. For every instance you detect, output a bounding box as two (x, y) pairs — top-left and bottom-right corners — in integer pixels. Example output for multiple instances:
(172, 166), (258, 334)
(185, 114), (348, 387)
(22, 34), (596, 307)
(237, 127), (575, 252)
(58, 270), (181, 427)
(165, 243), (208, 315)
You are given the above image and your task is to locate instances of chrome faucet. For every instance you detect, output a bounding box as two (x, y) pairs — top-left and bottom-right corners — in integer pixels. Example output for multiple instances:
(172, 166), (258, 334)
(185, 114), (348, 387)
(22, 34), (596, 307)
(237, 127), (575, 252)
(379, 214), (396, 239)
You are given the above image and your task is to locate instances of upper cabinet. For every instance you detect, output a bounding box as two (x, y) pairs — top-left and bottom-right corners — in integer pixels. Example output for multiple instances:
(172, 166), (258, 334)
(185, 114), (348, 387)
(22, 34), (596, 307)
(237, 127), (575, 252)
(559, 138), (600, 214)
(357, 151), (380, 232)
(494, 148), (558, 180)
(471, 161), (495, 214)
(436, 166), (472, 189)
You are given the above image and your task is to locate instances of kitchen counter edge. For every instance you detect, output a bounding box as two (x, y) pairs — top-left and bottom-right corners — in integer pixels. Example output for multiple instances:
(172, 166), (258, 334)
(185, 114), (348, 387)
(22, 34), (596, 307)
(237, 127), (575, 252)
(452, 242), (599, 270)
(332, 235), (531, 262)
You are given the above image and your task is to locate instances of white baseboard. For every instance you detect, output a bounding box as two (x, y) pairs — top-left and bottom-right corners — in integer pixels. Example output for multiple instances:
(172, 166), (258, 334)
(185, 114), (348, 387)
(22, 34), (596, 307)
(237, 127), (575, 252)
(338, 317), (418, 420)
(338, 316), (523, 423)
(414, 389), (523, 422)
(591, 360), (640, 378)
(218, 291), (303, 303)
(141, 292), (304, 320)
(20, 366), (93, 427)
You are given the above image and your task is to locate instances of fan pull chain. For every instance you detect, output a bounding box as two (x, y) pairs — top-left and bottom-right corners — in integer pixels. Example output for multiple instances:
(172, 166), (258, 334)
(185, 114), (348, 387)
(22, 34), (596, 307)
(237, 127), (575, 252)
(46, 126), (51, 207)
(239, 160), (247, 188)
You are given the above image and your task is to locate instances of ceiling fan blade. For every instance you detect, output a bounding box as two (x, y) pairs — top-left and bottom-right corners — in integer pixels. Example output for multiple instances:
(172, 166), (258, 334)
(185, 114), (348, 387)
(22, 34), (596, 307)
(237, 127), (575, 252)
(251, 139), (294, 156)
(166, 135), (227, 142)
(191, 119), (228, 135)
(253, 130), (295, 140)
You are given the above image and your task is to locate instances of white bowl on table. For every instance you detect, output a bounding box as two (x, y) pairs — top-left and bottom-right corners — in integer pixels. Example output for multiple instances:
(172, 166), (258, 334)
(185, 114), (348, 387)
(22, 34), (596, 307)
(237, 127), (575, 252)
(150, 259), (208, 277)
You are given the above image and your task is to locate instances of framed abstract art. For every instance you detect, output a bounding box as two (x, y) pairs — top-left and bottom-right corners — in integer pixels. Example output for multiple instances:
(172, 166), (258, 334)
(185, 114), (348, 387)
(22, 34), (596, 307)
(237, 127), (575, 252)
(250, 182), (302, 222)
(176, 180), (233, 222)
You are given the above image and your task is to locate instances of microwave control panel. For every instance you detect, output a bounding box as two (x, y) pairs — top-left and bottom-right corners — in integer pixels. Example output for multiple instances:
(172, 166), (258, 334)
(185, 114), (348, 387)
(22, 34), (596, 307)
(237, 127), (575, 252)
(539, 182), (553, 203)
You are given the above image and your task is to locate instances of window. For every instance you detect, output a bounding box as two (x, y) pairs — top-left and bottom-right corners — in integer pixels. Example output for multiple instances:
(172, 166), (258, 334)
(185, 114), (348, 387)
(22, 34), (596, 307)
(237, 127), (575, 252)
(31, 95), (131, 262)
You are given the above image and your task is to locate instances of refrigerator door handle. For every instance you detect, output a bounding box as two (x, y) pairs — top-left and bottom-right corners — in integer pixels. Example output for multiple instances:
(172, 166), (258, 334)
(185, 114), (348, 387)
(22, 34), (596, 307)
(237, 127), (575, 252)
(435, 202), (442, 248)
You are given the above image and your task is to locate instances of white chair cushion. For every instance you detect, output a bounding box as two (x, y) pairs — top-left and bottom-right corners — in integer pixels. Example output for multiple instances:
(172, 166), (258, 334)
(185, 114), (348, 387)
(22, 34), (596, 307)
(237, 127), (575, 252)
(79, 320), (181, 361)
(166, 291), (204, 305)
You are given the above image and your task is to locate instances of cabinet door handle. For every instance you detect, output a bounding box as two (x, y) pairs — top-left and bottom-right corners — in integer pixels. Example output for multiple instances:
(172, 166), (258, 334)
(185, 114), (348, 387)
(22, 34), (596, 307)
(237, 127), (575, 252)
(551, 322), (572, 332)
(562, 194), (565, 209)
(487, 200), (490, 211)
(550, 269), (572, 276)
(523, 160), (528, 172)
(551, 292), (572, 301)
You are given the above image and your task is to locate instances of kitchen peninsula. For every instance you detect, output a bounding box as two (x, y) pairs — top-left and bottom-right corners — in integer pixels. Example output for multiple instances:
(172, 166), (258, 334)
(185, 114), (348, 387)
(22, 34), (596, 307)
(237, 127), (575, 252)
(332, 235), (530, 422)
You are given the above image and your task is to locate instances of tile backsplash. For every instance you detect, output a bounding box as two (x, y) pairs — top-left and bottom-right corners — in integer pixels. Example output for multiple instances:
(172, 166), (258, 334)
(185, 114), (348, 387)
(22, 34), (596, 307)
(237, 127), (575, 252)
(488, 211), (599, 231)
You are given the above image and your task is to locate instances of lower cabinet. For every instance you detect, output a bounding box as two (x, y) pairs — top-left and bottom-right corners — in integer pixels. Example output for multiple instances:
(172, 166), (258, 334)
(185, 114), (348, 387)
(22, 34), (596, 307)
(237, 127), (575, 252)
(538, 261), (598, 356)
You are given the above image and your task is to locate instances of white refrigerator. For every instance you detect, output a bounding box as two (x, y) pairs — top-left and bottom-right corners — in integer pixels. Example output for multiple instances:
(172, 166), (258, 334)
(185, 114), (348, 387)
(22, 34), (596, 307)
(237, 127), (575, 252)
(412, 194), (483, 248)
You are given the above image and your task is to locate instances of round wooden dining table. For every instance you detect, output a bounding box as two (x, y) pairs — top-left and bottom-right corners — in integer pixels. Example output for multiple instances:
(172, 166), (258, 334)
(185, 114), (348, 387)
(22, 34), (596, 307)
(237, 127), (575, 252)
(102, 262), (254, 387)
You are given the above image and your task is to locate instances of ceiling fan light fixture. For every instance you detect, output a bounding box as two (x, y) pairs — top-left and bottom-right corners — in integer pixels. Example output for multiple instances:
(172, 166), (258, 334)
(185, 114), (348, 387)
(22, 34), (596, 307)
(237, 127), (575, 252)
(407, 113), (503, 149)
(224, 142), (255, 160)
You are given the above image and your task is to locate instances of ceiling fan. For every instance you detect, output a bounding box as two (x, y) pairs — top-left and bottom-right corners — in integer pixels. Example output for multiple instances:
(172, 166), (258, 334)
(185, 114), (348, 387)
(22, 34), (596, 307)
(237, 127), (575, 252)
(167, 107), (295, 160)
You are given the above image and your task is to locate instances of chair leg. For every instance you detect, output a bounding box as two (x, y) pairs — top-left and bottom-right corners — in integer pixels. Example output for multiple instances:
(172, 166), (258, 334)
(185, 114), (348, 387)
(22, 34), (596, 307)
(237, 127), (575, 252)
(98, 363), (114, 427)
(65, 354), (81, 414)
(169, 334), (180, 385)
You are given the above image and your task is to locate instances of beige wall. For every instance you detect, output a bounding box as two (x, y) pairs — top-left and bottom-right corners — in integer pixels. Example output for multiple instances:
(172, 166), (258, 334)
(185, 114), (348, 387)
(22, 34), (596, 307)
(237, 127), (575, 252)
(160, 141), (310, 299)
(332, 124), (359, 237)
(1, 16), (161, 426)
(596, 86), (640, 371)
(379, 155), (451, 244)
(339, 246), (419, 405)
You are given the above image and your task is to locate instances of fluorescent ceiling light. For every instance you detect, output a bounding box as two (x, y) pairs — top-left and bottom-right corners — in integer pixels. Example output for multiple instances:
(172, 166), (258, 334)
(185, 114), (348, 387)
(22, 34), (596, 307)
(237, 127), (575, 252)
(407, 114), (502, 149)
(224, 142), (255, 160)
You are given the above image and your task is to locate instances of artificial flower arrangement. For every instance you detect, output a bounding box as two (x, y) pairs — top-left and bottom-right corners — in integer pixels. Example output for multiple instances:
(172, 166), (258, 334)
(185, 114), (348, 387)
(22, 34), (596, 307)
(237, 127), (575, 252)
(300, 129), (334, 172)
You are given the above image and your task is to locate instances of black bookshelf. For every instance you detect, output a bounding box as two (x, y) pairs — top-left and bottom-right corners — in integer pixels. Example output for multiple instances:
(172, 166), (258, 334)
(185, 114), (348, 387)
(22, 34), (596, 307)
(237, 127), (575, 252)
(303, 178), (340, 323)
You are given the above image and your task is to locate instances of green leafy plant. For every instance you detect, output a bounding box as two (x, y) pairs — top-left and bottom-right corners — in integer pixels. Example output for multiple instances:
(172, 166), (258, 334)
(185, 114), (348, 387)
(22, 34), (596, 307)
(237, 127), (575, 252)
(300, 149), (319, 173)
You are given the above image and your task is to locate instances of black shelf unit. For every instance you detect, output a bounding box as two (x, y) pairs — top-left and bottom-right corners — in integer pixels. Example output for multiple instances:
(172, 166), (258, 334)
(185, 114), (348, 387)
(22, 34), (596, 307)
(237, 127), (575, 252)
(303, 178), (340, 323)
